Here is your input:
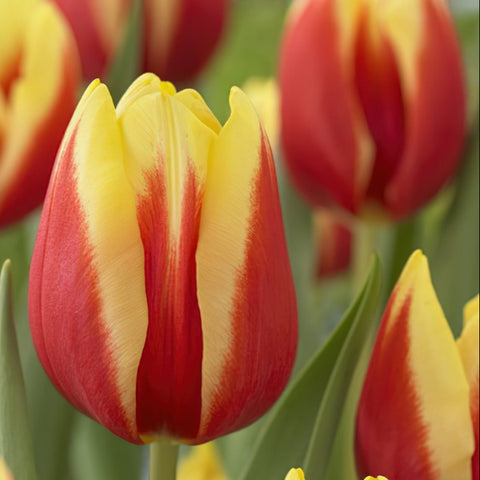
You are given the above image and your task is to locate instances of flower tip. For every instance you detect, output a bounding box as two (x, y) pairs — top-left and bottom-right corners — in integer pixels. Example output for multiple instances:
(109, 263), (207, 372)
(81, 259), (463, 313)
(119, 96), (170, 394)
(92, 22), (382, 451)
(285, 468), (305, 480)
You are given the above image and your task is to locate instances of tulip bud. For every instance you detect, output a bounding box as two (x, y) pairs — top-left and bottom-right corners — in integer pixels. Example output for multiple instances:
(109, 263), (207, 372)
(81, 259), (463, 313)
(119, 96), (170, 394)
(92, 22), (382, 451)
(28, 74), (297, 445)
(52, 0), (229, 82)
(313, 209), (352, 278)
(0, 0), (80, 228)
(355, 251), (477, 479)
(280, 0), (466, 219)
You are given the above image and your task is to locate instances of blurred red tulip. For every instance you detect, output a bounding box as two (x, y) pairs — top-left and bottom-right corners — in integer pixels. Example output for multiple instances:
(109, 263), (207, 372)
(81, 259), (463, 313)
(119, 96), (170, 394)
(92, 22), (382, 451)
(52, 0), (229, 82)
(280, 0), (466, 219)
(0, 0), (80, 228)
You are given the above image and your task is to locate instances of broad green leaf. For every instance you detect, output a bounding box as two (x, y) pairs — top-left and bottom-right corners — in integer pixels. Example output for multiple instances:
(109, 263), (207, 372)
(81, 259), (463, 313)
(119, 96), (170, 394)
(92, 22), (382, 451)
(106, 0), (142, 104)
(70, 416), (144, 480)
(302, 258), (380, 479)
(454, 12), (479, 125)
(0, 260), (37, 480)
(432, 116), (479, 335)
(240, 257), (381, 480)
(322, 346), (371, 480)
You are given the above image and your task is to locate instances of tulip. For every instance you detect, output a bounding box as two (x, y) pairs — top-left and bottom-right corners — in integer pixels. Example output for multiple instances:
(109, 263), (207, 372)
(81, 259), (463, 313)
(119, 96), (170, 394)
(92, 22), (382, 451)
(28, 73), (297, 445)
(313, 209), (351, 278)
(279, 0), (466, 219)
(52, 0), (229, 82)
(355, 250), (478, 479)
(0, 0), (80, 228)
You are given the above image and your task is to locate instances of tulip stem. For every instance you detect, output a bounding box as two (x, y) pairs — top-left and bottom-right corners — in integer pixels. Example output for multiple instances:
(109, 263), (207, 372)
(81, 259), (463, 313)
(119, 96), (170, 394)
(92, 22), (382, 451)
(149, 441), (179, 480)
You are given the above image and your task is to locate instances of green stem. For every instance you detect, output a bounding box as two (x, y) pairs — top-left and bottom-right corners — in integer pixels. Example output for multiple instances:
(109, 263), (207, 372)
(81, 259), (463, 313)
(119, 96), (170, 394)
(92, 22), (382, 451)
(149, 441), (179, 480)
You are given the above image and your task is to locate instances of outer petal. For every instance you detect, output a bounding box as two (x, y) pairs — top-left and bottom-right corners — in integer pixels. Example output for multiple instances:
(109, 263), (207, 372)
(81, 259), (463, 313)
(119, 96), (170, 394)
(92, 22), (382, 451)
(195, 88), (297, 442)
(279, 0), (373, 213)
(0, 2), (80, 227)
(51, 0), (130, 79)
(385, 0), (465, 217)
(355, 250), (474, 480)
(117, 74), (218, 441)
(143, 0), (228, 83)
(29, 80), (148, 444)
(313, 209), (352, 278)
(457, 295), (479, 479)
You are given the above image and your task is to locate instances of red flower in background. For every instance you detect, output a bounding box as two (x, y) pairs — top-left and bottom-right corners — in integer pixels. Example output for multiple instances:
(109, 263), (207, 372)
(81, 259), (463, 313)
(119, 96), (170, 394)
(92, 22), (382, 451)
(0, 0), (80, 228)
(52, 0), (229, 83)
(279, 0), (466, 220)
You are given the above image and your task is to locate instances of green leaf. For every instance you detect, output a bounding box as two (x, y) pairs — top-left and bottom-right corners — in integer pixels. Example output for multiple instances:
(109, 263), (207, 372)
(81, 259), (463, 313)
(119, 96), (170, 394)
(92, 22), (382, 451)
(432, 116), (479, 335)
(70, 416), (144, 480)
(0, 260), (37, 480)
(105, 0), (143, 103)
(240, 256), (381, 480)
(302, 257), (380, 479)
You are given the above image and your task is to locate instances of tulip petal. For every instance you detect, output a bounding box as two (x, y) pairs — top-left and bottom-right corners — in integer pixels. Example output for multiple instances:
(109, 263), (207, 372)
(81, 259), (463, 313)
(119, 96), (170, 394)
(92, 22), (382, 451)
(385, 0), (465, 217)
(280, 0), (373, 213)
(353, 4), (405, 206)
(0, 0), (38, 90)
(0, 2), (80, 227)
(29, 81), (147, 444)
(356, 250), (474, 480)
(0, 458), (14, 480)
(196, 88), (297, 441)
(457, 295), (479, 480)
(143, 0), (228, 82)
(118, 74), (218, 441)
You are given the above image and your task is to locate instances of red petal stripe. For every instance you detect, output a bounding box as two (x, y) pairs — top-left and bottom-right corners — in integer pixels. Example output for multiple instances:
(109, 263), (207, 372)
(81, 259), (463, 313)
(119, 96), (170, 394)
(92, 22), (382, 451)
(135, 164), (203, 441)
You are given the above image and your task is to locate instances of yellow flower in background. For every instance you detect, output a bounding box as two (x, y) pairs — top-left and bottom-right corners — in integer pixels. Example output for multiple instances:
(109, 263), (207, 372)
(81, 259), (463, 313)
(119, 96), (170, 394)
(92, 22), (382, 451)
(0, 459), (13, 480)
(284, 468), (389, 480)
(285, 468), (305, 480)
(178, 443), (228, 480)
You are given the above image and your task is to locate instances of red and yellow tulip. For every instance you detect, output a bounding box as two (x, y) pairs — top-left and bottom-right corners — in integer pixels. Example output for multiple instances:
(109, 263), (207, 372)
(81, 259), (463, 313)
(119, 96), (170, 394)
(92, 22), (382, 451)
(0, 0), (80, 228)
(52, 0), (229, 82)
(279, 0), (466, 219)
(28, 73), (297, 445)
(355, 251), (478, 479)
